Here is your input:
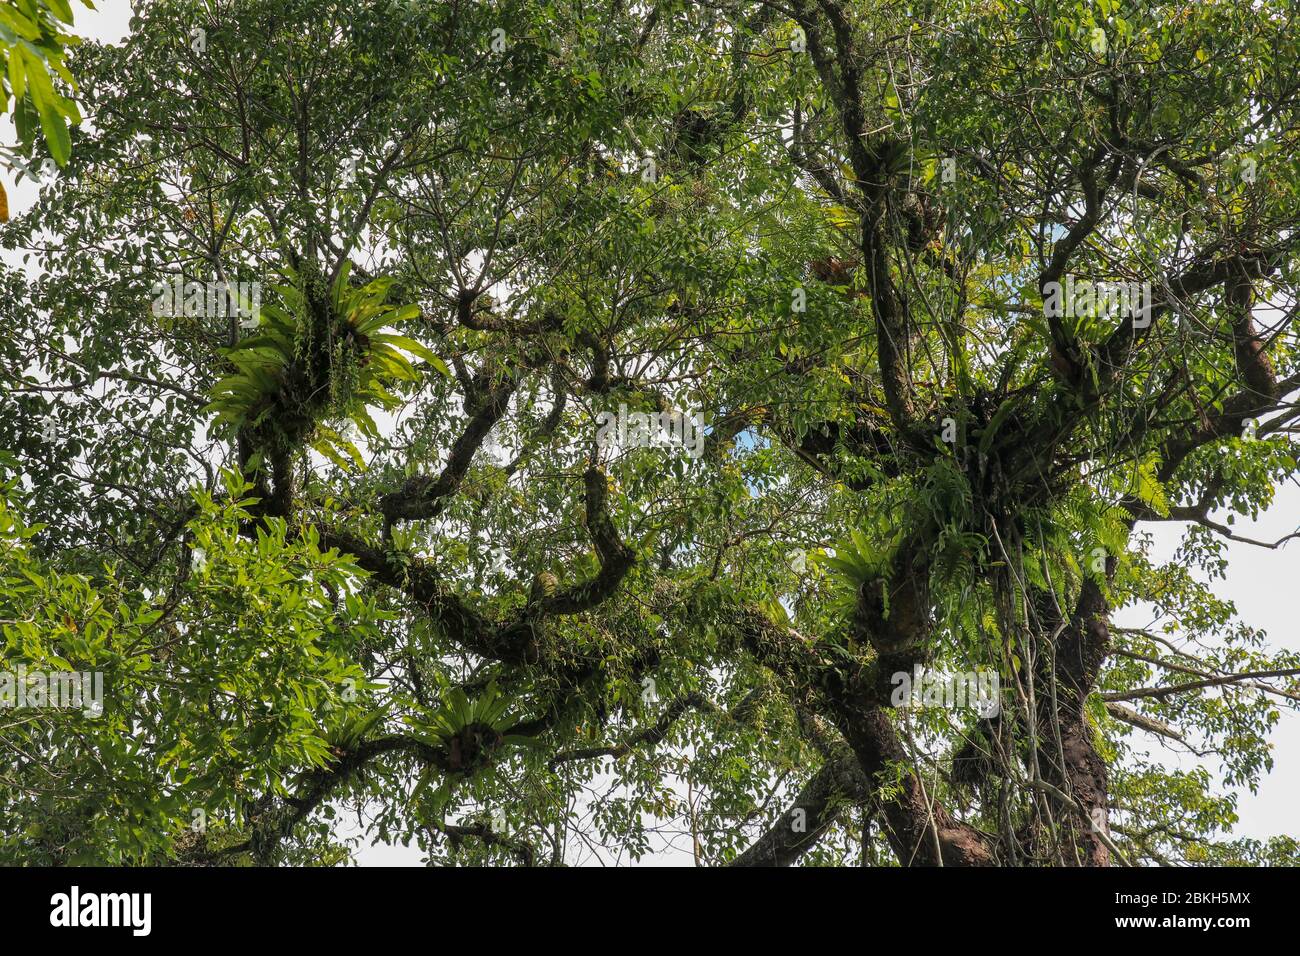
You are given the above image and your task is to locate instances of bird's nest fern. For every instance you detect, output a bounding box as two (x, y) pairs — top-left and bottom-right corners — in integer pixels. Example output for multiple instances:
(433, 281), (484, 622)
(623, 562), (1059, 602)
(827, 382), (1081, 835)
(205, 260), (448, 470)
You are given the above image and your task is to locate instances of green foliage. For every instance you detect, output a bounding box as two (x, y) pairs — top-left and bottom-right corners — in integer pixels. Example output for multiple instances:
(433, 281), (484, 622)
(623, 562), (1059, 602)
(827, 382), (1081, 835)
(207, 261), (447, 466)
(0, 470), (386, 864)
(0, 0), (86, 164)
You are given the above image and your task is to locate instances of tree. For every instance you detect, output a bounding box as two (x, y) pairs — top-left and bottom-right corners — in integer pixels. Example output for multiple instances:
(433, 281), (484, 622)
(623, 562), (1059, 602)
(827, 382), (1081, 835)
(1, 0), (1299, 866)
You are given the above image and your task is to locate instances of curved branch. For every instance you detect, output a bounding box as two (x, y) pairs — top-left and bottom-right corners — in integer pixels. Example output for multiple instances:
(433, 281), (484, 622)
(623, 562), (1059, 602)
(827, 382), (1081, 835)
(536, 467), (637, 616)
(548, 691), (714, 770)
(730, 752), (865, 867)
(380, 373), (519, 526)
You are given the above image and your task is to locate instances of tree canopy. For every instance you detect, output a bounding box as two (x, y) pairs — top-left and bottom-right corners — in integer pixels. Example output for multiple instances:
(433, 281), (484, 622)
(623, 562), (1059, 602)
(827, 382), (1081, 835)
(2, 0), (1300, 866)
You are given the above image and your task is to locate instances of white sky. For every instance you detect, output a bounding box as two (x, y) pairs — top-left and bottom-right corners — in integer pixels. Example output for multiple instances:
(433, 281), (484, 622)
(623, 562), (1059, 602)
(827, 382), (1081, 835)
(6, 0), (1295, 866)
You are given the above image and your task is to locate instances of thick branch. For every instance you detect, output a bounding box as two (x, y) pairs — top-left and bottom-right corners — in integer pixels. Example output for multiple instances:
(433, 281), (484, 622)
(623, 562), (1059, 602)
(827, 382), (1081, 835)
(730, 751), (865, 867)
